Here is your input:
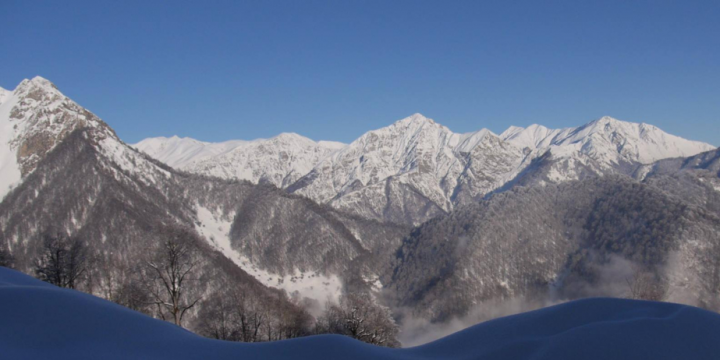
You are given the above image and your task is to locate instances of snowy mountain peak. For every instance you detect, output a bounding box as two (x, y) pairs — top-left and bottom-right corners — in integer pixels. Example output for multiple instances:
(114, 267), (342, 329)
(501, 116), (715, 166)
(13, 76), (61, 98)
(271, 132), (317, 145)
(594, 115), (620, 123)
(287, 114), (526, 223)
(401, 112), (433, 123)
(29, 75), (57, 88)
(390, 113), (439, 131)
(0, 76), (124, 200)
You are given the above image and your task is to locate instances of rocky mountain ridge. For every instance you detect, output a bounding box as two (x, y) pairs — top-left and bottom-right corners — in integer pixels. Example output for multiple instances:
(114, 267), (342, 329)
(137, 113), (714, 225)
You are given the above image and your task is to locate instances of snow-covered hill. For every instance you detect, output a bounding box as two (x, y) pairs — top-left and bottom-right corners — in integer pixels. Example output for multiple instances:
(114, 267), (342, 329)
(2, 266), (719, 359)
(136, 113), (714, 225)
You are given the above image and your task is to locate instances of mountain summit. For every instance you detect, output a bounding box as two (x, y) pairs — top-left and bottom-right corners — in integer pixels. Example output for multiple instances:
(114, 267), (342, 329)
(0, 77), (116, 199)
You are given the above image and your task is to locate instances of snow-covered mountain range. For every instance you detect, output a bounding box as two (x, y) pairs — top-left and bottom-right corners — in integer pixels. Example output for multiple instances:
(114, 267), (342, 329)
(135, 113), (714, 225)
(1, 76), (719, 346)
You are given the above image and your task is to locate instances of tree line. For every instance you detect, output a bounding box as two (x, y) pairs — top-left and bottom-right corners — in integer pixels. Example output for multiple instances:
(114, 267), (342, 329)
(1, 231), (399, 347)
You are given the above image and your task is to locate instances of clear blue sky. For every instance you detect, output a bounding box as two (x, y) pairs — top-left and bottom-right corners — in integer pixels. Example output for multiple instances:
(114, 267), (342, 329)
(1, 0), (718, 145)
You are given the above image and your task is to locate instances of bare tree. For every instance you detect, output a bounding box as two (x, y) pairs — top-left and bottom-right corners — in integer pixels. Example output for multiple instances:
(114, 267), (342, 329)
(196, 292), (238, 340)
(195, 287), (314, 343)
(231, 290), (267, 342)
(144, 230), (201, 327)
(34, 233), (89, 289)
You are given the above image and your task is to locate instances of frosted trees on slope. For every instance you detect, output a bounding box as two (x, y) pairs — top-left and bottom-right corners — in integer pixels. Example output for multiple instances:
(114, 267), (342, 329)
(317, 293), (400, 347)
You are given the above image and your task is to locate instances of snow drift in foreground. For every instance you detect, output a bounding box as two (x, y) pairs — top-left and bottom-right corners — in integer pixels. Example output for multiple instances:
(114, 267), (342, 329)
(1, 267), (719, 360)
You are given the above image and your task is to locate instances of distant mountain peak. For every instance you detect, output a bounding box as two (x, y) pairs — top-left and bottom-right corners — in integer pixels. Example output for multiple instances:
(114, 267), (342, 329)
(29, 75), (56, 87)
(594, 115), (619, 123)
(14, 76), (60, 97)
(272, 132), (315, 143)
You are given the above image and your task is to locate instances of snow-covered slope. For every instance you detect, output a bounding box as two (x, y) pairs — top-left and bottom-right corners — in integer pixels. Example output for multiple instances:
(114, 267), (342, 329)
(132, 136), (246, 168)
(134, 133), (345, 188)
(2, 267), (720, 359)
(0, 87), (11, 106)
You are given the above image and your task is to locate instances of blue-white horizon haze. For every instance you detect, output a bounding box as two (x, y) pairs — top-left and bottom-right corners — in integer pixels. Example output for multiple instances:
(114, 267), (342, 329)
(1, 0), (718, 146)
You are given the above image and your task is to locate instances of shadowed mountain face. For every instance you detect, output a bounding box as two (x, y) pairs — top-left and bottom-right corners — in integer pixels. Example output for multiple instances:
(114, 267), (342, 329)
(636, 148), (720, 215)
(384, 174), (720, 322)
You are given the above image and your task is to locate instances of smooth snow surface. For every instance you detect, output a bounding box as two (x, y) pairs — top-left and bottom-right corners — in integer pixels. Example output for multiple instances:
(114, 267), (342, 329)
(2, 267), (720, 360)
